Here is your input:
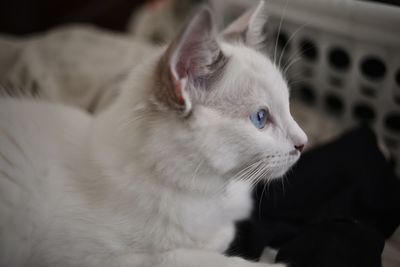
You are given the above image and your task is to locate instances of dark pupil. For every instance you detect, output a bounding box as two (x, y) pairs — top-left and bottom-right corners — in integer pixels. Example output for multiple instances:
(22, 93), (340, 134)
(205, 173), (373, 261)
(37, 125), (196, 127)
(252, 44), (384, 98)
(258, 111), (264, 121)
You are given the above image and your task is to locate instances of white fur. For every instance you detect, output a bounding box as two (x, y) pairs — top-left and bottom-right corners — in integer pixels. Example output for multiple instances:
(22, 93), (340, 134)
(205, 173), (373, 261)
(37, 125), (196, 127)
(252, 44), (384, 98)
(0, 3), (306, 267)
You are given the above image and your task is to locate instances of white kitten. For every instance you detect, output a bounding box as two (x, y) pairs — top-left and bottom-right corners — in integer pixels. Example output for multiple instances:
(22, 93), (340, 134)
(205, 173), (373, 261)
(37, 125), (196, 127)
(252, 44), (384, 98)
(0, 2), (306, 267)
(0, 25), (157, 112)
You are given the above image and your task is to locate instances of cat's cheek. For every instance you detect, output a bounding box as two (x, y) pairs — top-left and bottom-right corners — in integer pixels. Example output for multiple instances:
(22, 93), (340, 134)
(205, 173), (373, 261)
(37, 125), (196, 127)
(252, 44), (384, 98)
(210, 150), (239, 175)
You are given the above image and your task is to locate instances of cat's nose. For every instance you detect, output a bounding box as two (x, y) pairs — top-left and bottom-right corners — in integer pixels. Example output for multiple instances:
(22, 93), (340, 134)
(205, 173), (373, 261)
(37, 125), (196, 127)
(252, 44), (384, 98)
(295, 144), (305, 152)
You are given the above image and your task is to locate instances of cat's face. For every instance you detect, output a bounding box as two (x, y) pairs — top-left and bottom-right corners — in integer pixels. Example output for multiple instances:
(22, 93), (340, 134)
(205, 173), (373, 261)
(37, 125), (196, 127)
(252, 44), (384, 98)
(153, 1), (307, 181)
(191, 44), (307, 179)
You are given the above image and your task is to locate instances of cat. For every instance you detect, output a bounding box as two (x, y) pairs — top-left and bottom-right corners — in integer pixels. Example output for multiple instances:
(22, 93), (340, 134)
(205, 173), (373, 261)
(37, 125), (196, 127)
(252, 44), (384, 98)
(129, 0), (255, 44)
(0, 2), (307, 267)
(0, 25), (158, 113)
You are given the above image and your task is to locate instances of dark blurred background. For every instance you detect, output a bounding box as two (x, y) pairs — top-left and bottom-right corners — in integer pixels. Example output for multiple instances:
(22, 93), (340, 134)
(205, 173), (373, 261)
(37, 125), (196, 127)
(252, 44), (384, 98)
(0, 0), (147, 35)
(1, 0), (399, 35)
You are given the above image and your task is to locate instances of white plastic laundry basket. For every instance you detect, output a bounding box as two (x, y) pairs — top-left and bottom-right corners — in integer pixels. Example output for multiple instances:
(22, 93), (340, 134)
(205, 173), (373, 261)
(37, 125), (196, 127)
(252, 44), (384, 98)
(265, 0), (400, 173)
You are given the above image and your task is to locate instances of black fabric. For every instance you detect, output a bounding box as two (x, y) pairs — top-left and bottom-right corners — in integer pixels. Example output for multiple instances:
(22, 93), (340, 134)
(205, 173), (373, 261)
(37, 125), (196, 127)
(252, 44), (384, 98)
(227, 126), (400, 267)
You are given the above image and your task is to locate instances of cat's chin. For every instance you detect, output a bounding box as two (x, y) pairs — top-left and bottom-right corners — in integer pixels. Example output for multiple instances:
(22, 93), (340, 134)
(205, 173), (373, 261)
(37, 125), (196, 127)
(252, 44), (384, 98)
(267, 168), (293, 180)
(265, 154), (300, 180)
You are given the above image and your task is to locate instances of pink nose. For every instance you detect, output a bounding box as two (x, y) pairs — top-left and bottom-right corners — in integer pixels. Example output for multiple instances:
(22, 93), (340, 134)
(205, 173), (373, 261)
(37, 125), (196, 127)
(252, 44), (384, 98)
(295, 144), (305, 152)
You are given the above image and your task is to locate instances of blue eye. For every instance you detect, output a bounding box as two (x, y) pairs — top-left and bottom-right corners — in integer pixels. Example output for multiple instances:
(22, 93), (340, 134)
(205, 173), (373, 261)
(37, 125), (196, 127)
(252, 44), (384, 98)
(250, 109), (268, 129)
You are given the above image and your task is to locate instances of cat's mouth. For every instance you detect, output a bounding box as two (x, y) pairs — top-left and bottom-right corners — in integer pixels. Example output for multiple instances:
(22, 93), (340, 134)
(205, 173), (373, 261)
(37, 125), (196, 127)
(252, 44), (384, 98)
(289, 149), (300, 156)
(260, 152), (301, 179)
(228, 152), (300, 183)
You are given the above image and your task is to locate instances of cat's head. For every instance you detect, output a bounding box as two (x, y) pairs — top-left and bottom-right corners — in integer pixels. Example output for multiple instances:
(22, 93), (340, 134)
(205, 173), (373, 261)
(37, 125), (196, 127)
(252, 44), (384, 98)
(147, 1), (307, 181)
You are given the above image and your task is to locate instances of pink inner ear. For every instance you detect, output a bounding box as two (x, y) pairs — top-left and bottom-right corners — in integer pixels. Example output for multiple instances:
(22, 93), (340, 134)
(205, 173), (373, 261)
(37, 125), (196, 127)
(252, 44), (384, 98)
(175, 61), (187, 80)
(174, 78), (185, 105)
(173, 43), (194, 79)
(169, 48), (191, 106)
(166, 6), (221, 113)
(168, 6), (216, 81)
(173, 33), (210, 80)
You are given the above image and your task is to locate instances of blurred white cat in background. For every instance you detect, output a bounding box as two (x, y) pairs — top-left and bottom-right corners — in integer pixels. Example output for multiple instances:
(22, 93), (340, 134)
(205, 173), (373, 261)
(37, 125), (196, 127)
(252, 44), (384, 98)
(129, 0), (256, 44)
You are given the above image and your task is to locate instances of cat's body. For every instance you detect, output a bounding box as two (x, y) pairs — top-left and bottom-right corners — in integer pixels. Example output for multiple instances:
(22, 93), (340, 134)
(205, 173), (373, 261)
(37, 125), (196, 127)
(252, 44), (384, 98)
(0, 57), (254, 267)
(0, 97), (250, 267)
(0, 2), (306, 267)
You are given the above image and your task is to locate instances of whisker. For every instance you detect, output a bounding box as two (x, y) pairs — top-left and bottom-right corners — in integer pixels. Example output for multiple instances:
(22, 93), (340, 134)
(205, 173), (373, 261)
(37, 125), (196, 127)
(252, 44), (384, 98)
(287, 72), (307, 85)
(236, 161), (260, 186)
(273, 0), (289, 66)
(283, 56), (303, 77)
(216, 160), (262, 194)
(257, 180), (268, 219)
(257, 165), (275, 217)
(231, 161), (260, 181)
(282, 40), (319, 79)
(277, 22), (310, 71)
(247, 161), (267, 187)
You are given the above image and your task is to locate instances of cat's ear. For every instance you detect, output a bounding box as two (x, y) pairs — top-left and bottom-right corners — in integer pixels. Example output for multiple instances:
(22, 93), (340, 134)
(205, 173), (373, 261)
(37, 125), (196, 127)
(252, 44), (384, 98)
(223, 1), (267, 50)
(158, 6), (226, 116)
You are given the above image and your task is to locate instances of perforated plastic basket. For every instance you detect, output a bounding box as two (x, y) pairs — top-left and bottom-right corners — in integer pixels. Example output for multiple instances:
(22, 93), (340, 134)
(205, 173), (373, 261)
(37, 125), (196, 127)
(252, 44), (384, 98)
(264, 0), (400, 174)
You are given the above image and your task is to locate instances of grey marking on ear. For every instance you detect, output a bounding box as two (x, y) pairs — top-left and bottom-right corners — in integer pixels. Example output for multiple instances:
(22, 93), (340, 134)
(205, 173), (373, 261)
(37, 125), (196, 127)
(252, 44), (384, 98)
(153, 5), (229, 116)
